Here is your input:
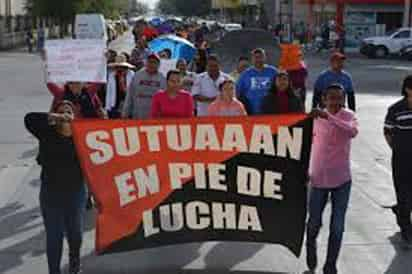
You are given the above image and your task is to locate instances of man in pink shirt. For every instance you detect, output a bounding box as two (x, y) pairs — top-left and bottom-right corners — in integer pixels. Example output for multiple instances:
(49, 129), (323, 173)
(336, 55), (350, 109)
(306, 83), (359, 274)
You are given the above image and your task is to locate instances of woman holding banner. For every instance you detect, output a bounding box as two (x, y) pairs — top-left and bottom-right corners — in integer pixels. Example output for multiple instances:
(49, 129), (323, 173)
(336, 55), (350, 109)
(47, 81), (106, 210)
(151, 70), (194, 119)
(24, 101), (86, 274)
(261, 71), (303, 114)
(208, 79), (247, 117)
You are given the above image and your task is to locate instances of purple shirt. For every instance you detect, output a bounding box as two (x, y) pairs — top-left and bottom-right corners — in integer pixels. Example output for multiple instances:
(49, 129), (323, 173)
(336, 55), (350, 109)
(309, 108), (359, 189)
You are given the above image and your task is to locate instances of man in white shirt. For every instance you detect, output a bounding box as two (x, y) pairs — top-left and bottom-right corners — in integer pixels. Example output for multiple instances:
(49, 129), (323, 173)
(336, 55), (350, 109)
(192, 55), (230, 116)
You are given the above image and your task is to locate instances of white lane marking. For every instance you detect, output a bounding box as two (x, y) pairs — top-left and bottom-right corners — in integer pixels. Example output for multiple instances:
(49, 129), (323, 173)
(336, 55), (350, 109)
(367, 65), (412, 71)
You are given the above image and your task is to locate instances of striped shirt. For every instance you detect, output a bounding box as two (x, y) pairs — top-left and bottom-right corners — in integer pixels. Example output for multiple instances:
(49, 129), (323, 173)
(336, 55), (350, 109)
(384, 98), (412, 156)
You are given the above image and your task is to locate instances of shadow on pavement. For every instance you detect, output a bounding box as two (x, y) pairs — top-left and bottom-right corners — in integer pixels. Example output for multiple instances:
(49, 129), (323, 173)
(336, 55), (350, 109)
(204, 242), (265, 269)
(74, 242), (202, 274)
(0, 201), (97, 273)
(0, 202), (45, 273)
(179, 271), (288, 274)
(70, 242), (277, 274)
(19, 147), (38, 160)
(29, 178), (41, 187)
(384, 233), (412, 274)
(0, 202), (41, 242)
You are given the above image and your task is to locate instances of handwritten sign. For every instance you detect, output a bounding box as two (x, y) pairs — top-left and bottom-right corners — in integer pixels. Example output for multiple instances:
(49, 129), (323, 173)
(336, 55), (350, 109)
(45, 39), (107, 83)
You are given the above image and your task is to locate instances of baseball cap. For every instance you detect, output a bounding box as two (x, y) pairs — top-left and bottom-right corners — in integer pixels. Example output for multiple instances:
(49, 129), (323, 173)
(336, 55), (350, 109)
(147, 53), (161, 63)
(325, 83), (345, 93)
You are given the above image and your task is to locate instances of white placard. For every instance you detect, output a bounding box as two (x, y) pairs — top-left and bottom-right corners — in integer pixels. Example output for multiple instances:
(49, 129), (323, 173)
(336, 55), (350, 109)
(159, 59), (178, 77)
(45, 39), (107, 83)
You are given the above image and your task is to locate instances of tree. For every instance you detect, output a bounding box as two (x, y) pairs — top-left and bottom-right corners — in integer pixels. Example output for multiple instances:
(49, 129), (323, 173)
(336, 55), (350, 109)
(130, 1), (150, 15)
(25, 0), (132, 36)
(157, 0), (211, 16)
(25, 0), (130, 20)
(156, 0), (177, 15)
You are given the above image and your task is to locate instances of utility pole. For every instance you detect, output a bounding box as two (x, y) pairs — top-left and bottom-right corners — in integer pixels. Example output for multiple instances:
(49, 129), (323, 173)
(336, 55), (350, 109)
(404, 0), (411, 27)
(289, 0), (293, 42)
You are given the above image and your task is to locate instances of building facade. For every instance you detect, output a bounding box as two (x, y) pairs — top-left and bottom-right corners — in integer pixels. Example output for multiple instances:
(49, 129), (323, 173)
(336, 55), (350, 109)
(211, 0), (259, 9)
(0, 0), (29, 49)
(292, 0), (404, 46)
(211, 0), (260, 25)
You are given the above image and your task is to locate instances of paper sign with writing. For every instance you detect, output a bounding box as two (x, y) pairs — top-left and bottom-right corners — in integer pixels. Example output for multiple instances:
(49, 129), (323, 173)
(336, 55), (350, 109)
(45, 39), (107, 83)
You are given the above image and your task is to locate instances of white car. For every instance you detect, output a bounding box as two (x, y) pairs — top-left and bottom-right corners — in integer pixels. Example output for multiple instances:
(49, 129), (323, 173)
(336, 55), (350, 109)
(360, 28), (412, 58)
(223, 23), (242, 32)
(75, 14), (108, 42)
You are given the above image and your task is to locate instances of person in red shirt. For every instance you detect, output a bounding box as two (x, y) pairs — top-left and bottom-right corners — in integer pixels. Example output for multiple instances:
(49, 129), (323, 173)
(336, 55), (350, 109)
(151, 70), (194, 119)
(287, 60), (308, 109)
(42, 48), (106, 118)
(261, 71), (303, 114)
(142, 22), (159, 42)
(47, 82), (106, 119)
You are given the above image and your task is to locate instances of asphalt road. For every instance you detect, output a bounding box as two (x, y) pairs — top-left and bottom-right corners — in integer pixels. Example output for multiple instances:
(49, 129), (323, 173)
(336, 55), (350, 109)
(0, 38), (411, 274)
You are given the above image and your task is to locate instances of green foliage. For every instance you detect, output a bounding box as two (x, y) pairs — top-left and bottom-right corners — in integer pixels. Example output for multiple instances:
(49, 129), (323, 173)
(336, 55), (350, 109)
(156, 0), (177, 15)
(25, 0), (133, 21)
(157, 0), (211, 16)
(130, 1), (150, 15)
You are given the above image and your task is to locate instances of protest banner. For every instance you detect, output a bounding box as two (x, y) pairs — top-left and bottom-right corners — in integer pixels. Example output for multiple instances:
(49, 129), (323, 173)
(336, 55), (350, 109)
(72, 115), (313, 256)
(45, 39), (107, 83)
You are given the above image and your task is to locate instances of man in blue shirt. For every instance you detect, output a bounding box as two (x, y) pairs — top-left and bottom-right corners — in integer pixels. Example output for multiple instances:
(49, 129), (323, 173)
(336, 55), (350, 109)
(312, 52), (356, 111)
(237, 48), (278, 115)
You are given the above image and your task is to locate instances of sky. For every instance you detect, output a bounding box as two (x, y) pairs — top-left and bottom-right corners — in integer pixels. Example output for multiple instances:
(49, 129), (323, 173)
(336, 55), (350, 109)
(138, 0), (159, 9)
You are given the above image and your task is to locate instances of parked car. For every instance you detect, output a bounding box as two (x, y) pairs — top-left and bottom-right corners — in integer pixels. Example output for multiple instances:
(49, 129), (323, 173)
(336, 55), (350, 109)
(360, 28), (412, 58)
(75, 14), (108, 42)
(223, 23), (242, 32)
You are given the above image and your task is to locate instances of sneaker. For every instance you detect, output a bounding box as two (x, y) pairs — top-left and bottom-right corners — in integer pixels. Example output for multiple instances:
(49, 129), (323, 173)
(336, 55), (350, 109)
(323, 264), (338, 274)
(69, 257), (82, 274)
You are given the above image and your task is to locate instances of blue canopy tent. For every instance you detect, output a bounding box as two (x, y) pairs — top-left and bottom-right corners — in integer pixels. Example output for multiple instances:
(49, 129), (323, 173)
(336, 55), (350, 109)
(148, 35), (197, 63)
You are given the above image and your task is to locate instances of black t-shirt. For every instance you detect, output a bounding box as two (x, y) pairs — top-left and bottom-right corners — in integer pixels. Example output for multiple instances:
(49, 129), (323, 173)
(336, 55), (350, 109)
(384, 98), (412, 158)
(24, 113), (84, 193)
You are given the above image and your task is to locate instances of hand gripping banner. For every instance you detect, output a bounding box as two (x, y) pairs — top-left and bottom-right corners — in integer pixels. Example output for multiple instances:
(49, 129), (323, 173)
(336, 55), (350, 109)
(72, 114), (313, 256)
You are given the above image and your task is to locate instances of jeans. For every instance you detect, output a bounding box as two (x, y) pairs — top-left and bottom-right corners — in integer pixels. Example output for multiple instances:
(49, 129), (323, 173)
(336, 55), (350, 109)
(306, 181), (351, 274)
(392, 158), (412, 234)
(40, 182), (87, 274)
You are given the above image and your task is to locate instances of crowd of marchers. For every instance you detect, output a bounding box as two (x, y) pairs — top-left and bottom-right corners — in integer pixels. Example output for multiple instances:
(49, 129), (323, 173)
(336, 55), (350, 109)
(22, 20), (412, 274)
